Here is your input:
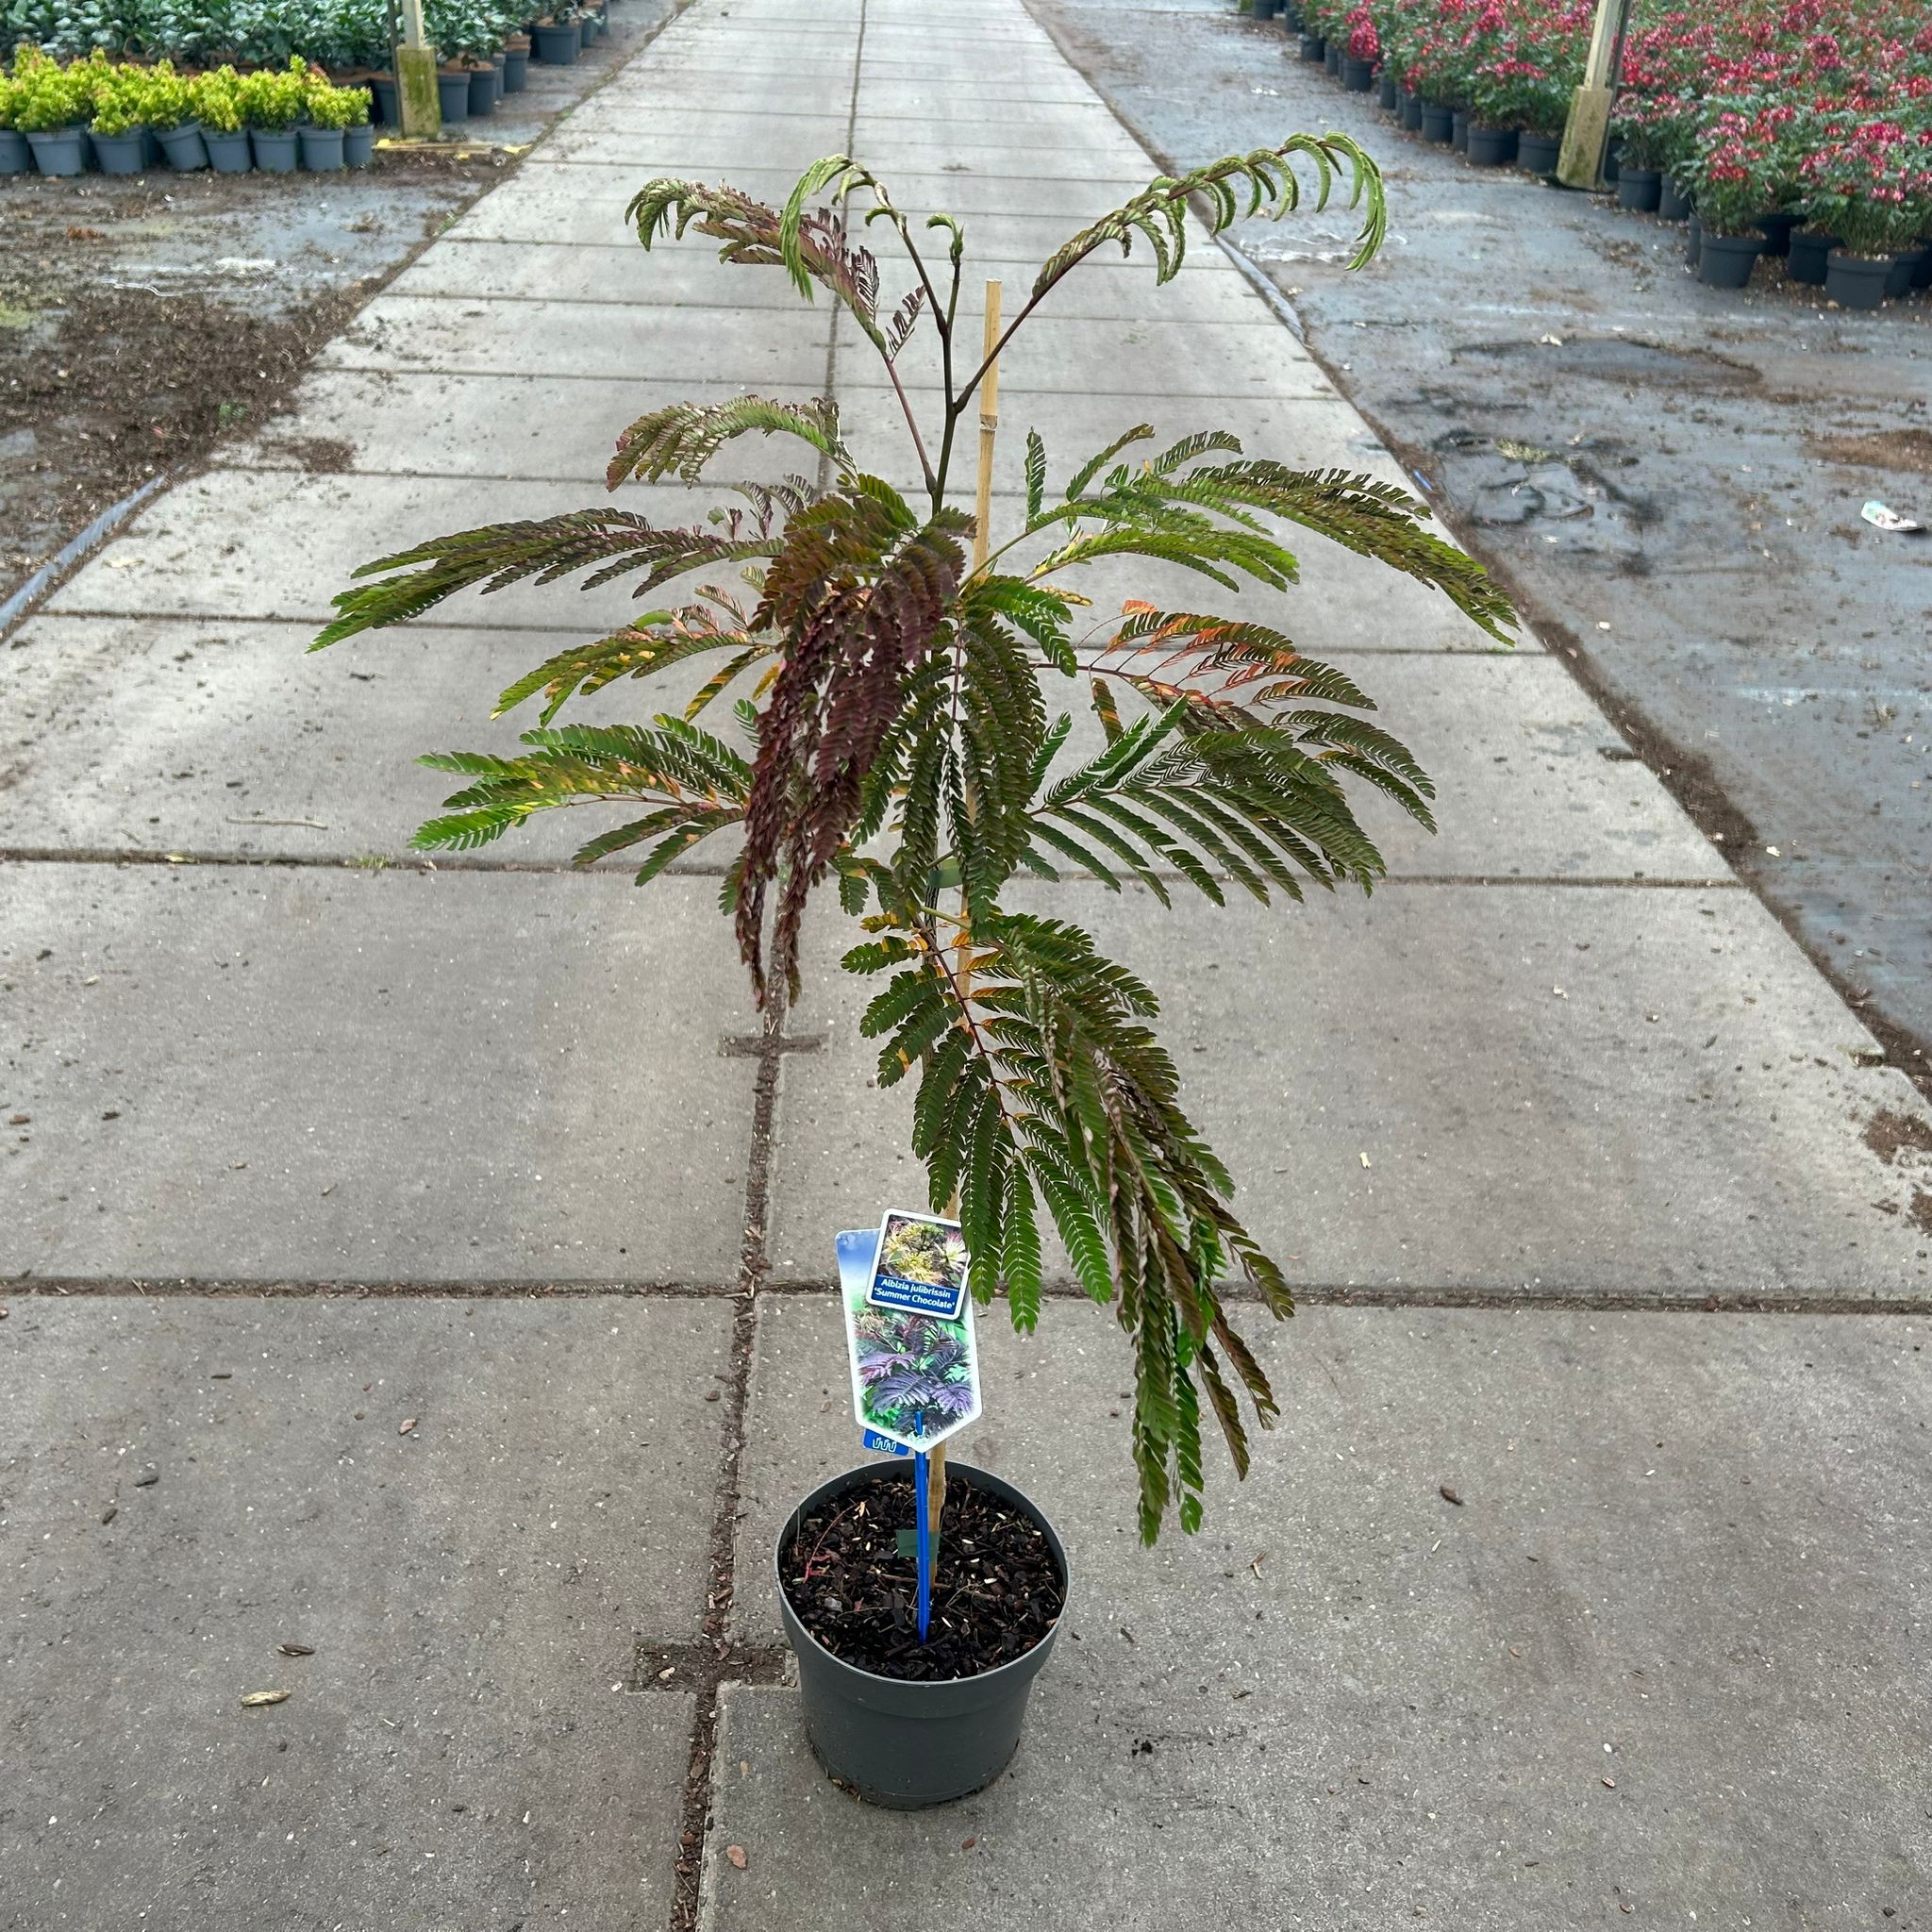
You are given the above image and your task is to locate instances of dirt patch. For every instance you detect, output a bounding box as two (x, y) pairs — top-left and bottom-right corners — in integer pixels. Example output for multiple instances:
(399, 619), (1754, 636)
(254, 435), (358, 474)
(0, 155), (525, 607)
(1910, 1191), (1932, 1236)
(1452, 335), (1764, 392)
(1864, 1108), (1932, 1167)
(1807, 427), (1932, 475)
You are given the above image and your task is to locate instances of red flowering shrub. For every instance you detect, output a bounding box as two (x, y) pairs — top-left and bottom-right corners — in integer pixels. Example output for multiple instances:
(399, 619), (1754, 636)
(1287, 2), (1932, 249)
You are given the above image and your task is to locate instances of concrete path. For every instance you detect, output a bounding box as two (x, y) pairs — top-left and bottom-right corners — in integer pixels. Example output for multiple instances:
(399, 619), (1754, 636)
(3, 0), (1930, 1925)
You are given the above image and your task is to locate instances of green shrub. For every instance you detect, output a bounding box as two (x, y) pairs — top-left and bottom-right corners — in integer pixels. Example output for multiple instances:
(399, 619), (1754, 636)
(137, 54), (191, 127)
(304, 72), (366, 127)
(188, 61), (243, 133)
(10, 48), (87, 127)
(86, 51), (144, 130)
(237, 50), (307, 127)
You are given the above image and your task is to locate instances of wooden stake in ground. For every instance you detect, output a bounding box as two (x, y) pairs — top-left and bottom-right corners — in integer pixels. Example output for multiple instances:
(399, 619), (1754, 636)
(393, 0), (442, 139)
(930, 279), (1006, 1580)
(1557, 0), (1633, 192)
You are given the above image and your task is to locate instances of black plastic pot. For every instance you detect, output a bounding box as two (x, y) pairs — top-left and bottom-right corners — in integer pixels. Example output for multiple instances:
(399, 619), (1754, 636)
(503, 44), (530, 90)
(1615, 165), (1660, 213)
(1450, 109), (1469, 154)
(1516, 130), (1559, 175)
(1757, 210), (1798, 258)
(578, 15), (596, 46)
(1787, 227), (1838, 285)
(1602, 138), (1622, 184)
(1896, 241), (1932, 291)
(299, 124), (345, 170)
(466, 66), (495, 115)
(1251, 0), (1277, 17)
(1400, 89), (1423, 132)
(1299, 34), (1324, 62)
(1324, 43), (1341, 77)
(1684, 211), (1702, 270)
(1377, 75), (1398, 111)
(370, 73), (397, 123)
(1882, 252), (1916, 299)
(436, 69), (471, 120)
(776, 1462), (1068, 1809)
(1420, 100), (1455, 144)
(1657, 173), (1692, 221)
(251, 126), (298, 173)
(1467, 124), (1516, 167)
(1696, 231), (1762, 291)
(0, 128), (28, 175)
(344, 123), (375, 167)
(533, 20), (578, 61)
(1341, 57), (1374, 92)
(156, 119), (208, 170)
(1824, 250), (1890, 309)
(25, 126), (88, 176)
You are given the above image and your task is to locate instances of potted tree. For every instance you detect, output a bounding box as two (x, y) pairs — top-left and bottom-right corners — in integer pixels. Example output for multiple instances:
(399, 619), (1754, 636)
(310, 140), (1515, 1804)
(190, 65), (252, 174)
(142, 59), (208, 171)
(241, 58), (307, 173)
(0, 58), (30, 175)
(14, 50), (90, 175)
(88, 58), (149, 175)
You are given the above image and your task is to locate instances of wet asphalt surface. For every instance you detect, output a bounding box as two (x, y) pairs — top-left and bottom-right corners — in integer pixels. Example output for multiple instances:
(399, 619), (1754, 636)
(1030, 0), (1932, 1076)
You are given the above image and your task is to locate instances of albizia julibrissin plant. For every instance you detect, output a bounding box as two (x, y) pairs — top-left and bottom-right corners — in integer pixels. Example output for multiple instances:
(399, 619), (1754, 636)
(312, 139), (1517, 1539)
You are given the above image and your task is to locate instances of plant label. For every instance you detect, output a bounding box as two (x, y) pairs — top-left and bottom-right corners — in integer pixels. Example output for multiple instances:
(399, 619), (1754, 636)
(865, 1208), (970, 1321)
(837, 1226), (982, 1454)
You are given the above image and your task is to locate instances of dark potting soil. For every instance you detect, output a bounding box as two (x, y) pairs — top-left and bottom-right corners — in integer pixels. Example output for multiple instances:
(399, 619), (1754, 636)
(780, 1470), (1064, 1682)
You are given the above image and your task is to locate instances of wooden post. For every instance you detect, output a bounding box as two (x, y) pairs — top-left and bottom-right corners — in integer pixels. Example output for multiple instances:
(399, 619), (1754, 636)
(1556, 0), (1632, 192)
(973, 280), (1003, 570)
(394, 0), (441, 140)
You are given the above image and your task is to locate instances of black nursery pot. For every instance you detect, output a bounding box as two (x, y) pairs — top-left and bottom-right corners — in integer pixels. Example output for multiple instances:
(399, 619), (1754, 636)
(1400, 89), (1424, 131)
(1757, 210), (1798, 258)
(1450, 108), (1469, 153)
(1516, 130), (1559, 175)
(775, 1462), (1069, 1809)
(1299, 33), (1324, 61)
(1616, 164), (1661, 212)
(1787, 227), (1838, 285)
(1824, 250), (1890, 309)
(1657, 173), (1692, 221)
(1697, 231), (1763, 291)
(1342, 56), (1374, 92)
(1377, 75), (1398, 110)
(1420, 100), (1455, 143)
(1467, 124), (1516, 166)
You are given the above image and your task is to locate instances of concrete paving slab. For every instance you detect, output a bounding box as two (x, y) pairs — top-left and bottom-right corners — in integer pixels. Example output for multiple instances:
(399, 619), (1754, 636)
(503, 158), (1148, 222)
(0, 615), (750, 867)
(320, 294), (827, 387)
(718, 1300), (1932, 1923)
(240, 371), (819, 483)
(765, 880), (1932, 1295)
(45, 471), (728, 628)
(391, 239), (827, 308)
(0, 1293), (717, 1929)
(0, 867), (758, 1283)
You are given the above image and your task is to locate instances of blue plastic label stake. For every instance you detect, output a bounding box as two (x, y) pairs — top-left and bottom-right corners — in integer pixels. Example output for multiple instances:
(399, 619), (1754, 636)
(913, 1420), (932, 1642)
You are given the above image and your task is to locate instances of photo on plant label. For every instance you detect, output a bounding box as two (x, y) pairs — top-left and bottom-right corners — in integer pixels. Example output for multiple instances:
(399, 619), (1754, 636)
(878, 1210), (967, 1290)
(839, 1227), (982, 1453)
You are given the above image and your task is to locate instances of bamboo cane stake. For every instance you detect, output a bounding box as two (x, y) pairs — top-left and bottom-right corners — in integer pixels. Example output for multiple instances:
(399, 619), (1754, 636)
(929, 280), (1006, 1577)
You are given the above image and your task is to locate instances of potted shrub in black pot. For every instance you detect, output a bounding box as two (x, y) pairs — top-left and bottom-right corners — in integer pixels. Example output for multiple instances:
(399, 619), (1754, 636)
(14, 52), (90, 176)
(1681, 117), (1787, 291)
(309, 139), (1515, 1806)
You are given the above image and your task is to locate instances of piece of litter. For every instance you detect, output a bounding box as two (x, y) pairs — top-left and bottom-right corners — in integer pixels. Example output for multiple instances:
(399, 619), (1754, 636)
(1766, 846), (1780, 857)
(1596, 621), (1612, 631)
(278, 1642), (314, 1657)
(1440, 1484), (1464, 1507)
(241, 1690), (291, 1707)
(724, 1845), (747, 1870)
(1358, 1151), (1372, 1168)
(103, 556), (145, 570)
(399, 1417), (417, 1436)
(1861, 500), (1924, 535)
(1539, 333), (1564, 346)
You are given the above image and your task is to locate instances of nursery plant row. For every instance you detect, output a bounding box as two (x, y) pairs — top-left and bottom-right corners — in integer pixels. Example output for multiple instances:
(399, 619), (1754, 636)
(1247, 0), (1932, 310)
(0, 0), (627, 178)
